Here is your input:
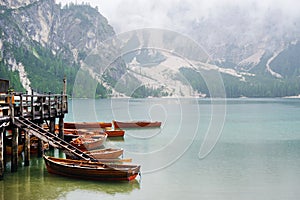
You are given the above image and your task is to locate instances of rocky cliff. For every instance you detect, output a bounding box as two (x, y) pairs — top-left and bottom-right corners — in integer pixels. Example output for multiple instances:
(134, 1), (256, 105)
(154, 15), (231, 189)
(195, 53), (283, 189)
(1, 0), (300, 98)
(0, 0), (124, 96)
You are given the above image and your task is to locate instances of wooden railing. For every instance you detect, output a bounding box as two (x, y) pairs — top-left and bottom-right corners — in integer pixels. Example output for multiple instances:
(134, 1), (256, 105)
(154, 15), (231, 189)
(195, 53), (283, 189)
(0, 92), (68, 121)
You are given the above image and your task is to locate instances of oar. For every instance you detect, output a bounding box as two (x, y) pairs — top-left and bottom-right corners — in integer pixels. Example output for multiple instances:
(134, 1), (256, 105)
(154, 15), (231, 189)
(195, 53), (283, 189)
(96, 158), (132, 163)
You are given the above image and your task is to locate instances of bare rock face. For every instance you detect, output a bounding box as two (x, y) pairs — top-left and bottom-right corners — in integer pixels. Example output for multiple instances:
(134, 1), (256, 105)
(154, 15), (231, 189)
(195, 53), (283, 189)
(0, 0), (37, 8)
(0, 0), (125, 95)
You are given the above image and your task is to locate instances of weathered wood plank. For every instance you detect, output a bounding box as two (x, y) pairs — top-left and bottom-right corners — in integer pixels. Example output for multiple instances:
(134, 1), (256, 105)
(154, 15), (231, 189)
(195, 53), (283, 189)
(24, 131), (30, 166)
(11, 126), (18, 172)
(0, 127), (4, 180)
(58, 116), (64, 140)
(0, 90), (68, 176)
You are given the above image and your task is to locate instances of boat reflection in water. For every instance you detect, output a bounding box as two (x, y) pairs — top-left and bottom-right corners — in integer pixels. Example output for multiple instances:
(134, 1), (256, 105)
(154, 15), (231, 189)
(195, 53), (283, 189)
(43, 155), (140, 181)
(0, 151), (140, 200)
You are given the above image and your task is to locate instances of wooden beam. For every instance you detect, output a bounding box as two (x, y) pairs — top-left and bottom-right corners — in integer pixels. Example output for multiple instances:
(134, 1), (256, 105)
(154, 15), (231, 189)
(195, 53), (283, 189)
(0, 127), (4, 180)
(11, 126), (18, 172)
(24, 130), (30, 166)
(58, 116), (64, 140)
(37, 122), (44, 157)
(49, 118), (55, 150)
(37, 138), (43, 158)
(31, 89), (34, 120)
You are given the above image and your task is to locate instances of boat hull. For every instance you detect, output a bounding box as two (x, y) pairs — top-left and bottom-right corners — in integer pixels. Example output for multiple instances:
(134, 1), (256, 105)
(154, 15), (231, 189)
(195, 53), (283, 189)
(86, 148), (124, 159)
(70, 134), (107, 151)
(64, 128), (124, 138)
(43, 156), (140, 181)
(6, 144), (24, 155)
(64, 122), (112, 129)
(113, 120), (161, 129)
(104, 129), (125, 137)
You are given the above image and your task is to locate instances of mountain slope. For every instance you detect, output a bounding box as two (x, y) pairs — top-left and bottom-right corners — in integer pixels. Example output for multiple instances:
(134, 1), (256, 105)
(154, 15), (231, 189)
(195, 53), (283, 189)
(0, 0), (122, 96)
(1, 0), (300, 98)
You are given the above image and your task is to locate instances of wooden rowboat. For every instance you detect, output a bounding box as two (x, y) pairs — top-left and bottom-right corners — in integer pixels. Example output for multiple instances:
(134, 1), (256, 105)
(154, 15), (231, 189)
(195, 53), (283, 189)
(70, 134), (107, 151)
(104, 128), (125, 137)
(113, 120), (161, 129)
(64, 128), (125, 138)
(30, 136), (49, 154)
(43, 155), (141, 181)
(63, 129), (90, 142)
(5, 135), (24, 155)
(6, 144), (24, 155)
(64, 122), (112, 129)
(85, 148), (124, 159)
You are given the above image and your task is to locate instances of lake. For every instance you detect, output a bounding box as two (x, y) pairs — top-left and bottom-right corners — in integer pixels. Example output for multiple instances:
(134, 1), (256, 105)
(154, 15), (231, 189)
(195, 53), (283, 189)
(1, 98), (300, 200)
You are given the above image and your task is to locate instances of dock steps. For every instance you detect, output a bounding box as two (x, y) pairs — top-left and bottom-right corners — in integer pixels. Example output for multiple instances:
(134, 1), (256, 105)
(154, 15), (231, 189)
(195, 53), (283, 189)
(14, 117), (97, 161)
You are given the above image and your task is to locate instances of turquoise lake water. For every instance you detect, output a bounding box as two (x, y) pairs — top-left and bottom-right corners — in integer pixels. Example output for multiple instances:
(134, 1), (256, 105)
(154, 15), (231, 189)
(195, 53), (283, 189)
(1, 98), (300, 200)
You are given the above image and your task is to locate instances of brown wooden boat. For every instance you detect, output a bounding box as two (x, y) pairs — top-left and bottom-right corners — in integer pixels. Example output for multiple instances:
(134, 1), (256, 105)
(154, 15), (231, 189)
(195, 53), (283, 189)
(64, 128), (92, 136)
(64, 122), (112, 129)
(113, 120), (162, 129)
(64, 128), (82, 135)
(30, 136), (49, 153)
(69, 133), (107, 151)
(85, 148), (124, 159)
(104, 128), (125, 137)
(43, 155), (141, 181)
(64, 128), (125, 138)
(6, 144), (24, 155)
(5, 135), (24, 155)
(94, 158), (133, 163)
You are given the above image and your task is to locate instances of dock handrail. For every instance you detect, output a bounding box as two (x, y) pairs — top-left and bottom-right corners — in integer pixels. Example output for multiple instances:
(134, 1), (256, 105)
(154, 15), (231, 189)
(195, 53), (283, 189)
(0, 92), (68, 121)
(14, 117), (97, 162)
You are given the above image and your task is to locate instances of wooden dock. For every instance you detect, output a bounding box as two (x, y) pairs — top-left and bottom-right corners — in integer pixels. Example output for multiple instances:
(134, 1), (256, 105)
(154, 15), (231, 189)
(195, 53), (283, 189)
(0, 79), (98, 180)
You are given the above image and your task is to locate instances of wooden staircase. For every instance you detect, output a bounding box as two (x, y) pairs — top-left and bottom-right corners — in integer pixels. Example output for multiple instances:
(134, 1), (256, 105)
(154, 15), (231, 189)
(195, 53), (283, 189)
(14, 117), (97, 161)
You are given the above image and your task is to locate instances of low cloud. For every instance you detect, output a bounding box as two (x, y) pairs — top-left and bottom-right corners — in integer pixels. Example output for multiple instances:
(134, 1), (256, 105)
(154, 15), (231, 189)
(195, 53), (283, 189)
(56, 0), (300, 42)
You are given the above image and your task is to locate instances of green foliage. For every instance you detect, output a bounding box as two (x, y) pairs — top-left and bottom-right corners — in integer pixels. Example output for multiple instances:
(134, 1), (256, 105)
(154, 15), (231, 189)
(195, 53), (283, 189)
(131, 85), (167, 98)
(0, 60), (24, 92)
(96, 83), (111, 98)
(71, 69), (97, 98)
(0, 1), (113, 98)
(102, 73), (117, 87)
(71, 69), (110, 98)
(270, 42), (300, 78)
(10, 43), (80, 94)
(179, 67), (209, 95)
(180, 67), (300, 98)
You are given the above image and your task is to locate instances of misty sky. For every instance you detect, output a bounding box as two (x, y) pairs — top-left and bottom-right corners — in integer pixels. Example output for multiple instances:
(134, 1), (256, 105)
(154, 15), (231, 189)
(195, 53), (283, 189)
(56, 0), (300, 35)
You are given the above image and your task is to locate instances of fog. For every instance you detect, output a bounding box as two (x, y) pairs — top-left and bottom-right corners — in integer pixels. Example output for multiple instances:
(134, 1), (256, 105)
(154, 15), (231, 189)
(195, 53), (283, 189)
(56, 0), (300, 34)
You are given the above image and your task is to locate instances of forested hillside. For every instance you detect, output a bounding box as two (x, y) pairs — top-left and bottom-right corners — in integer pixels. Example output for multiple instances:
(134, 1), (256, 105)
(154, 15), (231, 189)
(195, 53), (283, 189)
(0, 0), (117, 97)
(1, 0), (300, 98)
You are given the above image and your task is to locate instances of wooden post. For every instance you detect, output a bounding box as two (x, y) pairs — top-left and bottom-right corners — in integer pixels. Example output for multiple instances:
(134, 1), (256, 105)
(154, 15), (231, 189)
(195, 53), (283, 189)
(40, 95), (44, 119)
(50, 118), (55, 133)
(9, 92), (14, 125)
(24, 91), (28, 116)
(58, 116), (64, 140)
(31, 89), (34, 120)
(20, 94), (23, 117)
(63, 77), (68, 114)
(36, 122), (43, 158)
(0, 127), (4, 180)
(37, 139), (43, 158)
(48, 92), (51, 117)
(49, 118), (55, 150)
(3, 129), (7, 170)
(24, 130), (30, 166)
(59, 92), (63, 115)
(11, 126), (18, 172)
